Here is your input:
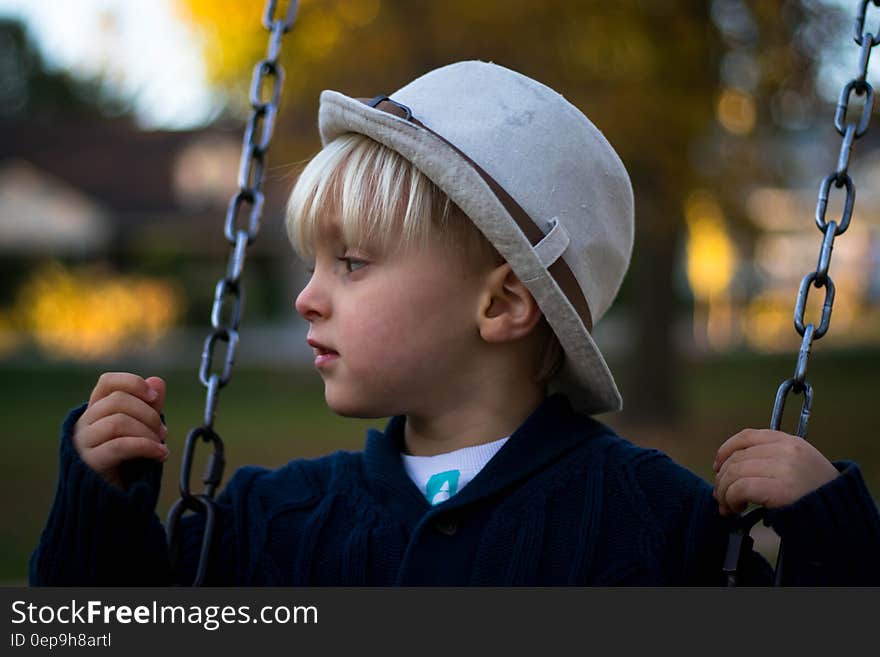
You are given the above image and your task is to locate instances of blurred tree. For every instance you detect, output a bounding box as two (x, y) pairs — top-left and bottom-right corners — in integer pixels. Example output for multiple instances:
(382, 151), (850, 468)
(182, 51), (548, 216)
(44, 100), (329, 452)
(175, 0), (843, 422)
(0, 19), (129, 121)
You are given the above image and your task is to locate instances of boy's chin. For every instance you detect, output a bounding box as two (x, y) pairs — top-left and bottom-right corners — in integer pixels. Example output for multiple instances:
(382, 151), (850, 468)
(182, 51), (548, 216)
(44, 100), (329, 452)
(323, 388), (389, 419)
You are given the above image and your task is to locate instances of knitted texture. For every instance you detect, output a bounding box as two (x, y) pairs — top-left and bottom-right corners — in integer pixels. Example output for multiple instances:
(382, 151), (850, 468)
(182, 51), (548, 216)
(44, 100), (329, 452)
(30, 395), (880, 586)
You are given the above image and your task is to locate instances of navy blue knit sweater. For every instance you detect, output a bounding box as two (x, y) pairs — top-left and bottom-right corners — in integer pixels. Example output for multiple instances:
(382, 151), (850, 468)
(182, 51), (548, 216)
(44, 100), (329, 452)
(30, 394), (880, 585)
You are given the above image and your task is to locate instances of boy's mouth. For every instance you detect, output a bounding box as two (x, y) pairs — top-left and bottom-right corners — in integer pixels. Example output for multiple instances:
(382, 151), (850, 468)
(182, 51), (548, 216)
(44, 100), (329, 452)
(307, 337), (339, 357)
(308, 337), (339, 370)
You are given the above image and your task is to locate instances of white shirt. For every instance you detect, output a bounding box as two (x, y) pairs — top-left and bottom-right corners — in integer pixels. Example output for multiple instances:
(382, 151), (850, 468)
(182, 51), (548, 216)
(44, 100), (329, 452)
(401, 436), (510, 506)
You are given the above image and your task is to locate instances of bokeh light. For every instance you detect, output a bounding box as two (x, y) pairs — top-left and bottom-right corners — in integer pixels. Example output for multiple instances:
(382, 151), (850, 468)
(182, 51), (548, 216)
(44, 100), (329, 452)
(12, 261), (185, 361)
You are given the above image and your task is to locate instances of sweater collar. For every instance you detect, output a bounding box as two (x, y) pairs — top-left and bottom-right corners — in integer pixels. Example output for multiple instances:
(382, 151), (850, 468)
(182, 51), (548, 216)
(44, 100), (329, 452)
(363, 393), (609, 512)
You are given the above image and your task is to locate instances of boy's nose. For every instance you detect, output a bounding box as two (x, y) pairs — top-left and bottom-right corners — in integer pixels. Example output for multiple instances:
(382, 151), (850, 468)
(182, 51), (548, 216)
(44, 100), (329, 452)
(295, 274), (330, 321)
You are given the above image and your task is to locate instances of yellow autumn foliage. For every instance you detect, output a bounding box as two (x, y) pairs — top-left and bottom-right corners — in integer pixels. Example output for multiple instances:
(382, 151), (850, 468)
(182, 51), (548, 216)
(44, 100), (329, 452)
(14, 262), (185, 361)
(173, 0), (268, 88)
(173, 0), (380, 92)
(685, 191), (737, 301)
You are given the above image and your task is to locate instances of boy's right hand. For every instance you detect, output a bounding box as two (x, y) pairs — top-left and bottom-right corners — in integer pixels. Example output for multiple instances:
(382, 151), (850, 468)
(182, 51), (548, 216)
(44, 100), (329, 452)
(72, 373), (169, 490)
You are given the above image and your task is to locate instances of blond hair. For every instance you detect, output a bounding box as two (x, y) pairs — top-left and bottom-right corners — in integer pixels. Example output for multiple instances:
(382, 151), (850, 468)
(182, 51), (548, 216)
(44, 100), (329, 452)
(285, 132), (562, 384)
(286, 133), (496, 266)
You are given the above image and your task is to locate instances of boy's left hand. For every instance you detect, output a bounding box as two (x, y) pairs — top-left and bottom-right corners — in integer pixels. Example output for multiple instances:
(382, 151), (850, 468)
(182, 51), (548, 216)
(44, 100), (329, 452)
(712, 428), (840, 516)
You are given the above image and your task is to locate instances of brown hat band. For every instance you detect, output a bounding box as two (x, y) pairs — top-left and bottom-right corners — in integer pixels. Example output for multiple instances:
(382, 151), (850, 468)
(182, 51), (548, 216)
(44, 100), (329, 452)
(359, 96), (594, 332)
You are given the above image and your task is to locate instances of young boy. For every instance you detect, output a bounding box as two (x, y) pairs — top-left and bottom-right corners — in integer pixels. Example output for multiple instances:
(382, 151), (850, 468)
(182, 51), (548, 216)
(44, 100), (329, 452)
(31, 61), (880, 585)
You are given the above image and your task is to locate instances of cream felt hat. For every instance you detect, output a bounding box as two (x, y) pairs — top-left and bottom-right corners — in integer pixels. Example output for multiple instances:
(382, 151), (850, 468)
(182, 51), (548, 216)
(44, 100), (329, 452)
(318, 60), (634, 414)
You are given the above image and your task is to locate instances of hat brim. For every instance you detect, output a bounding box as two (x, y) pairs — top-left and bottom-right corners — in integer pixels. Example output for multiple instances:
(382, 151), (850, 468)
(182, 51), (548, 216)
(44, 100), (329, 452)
(318, 90), (622, 415)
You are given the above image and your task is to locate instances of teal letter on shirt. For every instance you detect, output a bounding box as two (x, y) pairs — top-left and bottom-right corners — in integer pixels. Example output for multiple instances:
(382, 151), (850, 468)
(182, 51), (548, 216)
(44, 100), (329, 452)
(425, 470), (460, 505)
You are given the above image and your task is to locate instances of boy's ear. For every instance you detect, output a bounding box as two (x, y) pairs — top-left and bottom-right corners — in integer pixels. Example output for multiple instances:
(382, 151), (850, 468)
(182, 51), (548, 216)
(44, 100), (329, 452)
(476, 263), (543, 343)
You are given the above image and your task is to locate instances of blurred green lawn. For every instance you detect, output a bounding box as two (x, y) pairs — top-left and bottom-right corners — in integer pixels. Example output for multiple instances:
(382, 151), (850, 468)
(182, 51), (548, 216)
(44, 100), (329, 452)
(2, 349), (878, 585)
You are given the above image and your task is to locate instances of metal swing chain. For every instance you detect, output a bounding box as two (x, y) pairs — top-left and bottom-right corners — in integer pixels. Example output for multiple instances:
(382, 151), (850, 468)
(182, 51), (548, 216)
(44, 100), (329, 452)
(165, 0), (298, 587)
(724, 0), (879, 587)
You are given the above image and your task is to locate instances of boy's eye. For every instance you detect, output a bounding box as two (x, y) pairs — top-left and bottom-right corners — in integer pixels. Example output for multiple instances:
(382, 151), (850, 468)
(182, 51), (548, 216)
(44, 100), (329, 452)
(338, 257), (368, 273)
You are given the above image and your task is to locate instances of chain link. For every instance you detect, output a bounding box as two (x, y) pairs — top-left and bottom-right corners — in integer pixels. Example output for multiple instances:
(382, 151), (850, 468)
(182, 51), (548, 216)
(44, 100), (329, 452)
(166, 0), (298, 586)
(835, 78), (874, 138)
(263, 0), (298, 32)
(854, 0), (880, 46)
(816, 173), (855, 234)
(725, 0), (877, 587)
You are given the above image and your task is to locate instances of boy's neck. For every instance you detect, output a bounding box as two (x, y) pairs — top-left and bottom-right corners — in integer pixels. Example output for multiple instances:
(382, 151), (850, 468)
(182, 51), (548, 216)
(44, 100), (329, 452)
(402, 384), (544, 457)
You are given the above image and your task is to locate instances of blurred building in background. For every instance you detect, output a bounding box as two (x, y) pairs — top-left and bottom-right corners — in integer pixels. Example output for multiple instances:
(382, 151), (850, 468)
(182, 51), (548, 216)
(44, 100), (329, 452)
(0, 111), (306, 366)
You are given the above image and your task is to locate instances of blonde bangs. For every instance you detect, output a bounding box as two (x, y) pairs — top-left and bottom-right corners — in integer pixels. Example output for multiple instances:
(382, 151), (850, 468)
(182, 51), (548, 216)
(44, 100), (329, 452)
(286, 133), (500, 267)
